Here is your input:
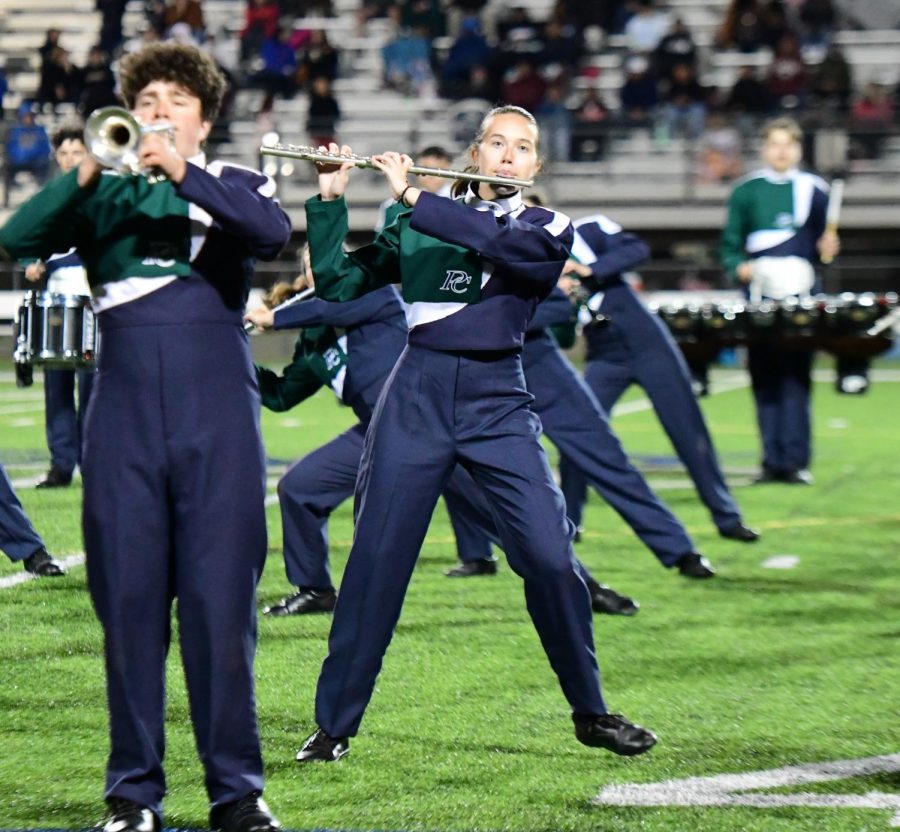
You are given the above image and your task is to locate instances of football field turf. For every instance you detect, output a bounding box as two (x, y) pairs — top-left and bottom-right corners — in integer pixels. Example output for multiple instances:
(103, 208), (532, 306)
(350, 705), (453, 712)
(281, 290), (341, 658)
(1, 362), (898, 831)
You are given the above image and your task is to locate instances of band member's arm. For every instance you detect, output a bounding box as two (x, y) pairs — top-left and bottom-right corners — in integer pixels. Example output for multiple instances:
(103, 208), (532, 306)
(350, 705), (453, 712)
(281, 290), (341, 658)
(528, 286), (575, 332)
(409, 191), (572, 290)
(0, 170), (90, 261)
(176, 164), (291, 260)
(305, 195), (401, 302)
(274, 287), (401, 330)
(567, 225), (650, 292)
(256, 348), (324, 412)
(719, 186), (752, 281)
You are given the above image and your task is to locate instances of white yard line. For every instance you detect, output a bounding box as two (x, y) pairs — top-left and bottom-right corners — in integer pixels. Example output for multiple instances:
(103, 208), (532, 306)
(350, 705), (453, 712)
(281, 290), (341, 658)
(595, 752), (900, 827)
(0, 553), (85, 589)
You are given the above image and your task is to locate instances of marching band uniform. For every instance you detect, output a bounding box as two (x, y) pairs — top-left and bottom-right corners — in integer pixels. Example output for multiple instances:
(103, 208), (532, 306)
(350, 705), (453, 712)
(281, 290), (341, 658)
(562, 216), (756, 541)
(720, 167), (829, 482)
(0, 461), (65, 575)
(299, 181), (655, 760)
(447, 286), (714, 579)
(37, 249), (95, 488)
(0, 156), (291, 821)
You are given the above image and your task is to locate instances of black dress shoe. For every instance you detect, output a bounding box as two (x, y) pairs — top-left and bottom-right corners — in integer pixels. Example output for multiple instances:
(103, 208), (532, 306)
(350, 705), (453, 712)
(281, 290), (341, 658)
(102, 797), (161, 832)
(573, 713), (657, 756)
(264, 587), (336, 616)
(210, 791), (281, 832)
(23, 547), (66, 577)
(296, 728), (350, 762)
(676, 551), (716, 579)
(36, 466), (73, 489)
(588, 583), (639, 616)
(444, 558), (498, 577)
(719, 521), (760, 543)
(752, 466), (784, 484)
(784, 468), (814, 485)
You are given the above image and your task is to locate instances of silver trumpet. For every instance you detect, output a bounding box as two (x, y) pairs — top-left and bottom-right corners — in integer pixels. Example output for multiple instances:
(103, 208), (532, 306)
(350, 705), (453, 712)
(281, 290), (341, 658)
(259, 143), (534, 189)
(84, 106), (174, 183)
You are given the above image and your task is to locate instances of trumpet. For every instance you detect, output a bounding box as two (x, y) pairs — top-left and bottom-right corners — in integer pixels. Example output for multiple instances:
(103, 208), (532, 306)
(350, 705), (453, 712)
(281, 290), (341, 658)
(259, 143), (534, 189)
(84, 106), (174, 183)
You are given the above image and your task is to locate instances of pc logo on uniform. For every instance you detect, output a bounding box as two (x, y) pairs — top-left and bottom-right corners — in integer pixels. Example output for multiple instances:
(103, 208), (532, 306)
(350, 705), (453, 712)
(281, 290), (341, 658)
(441, 270), (473, 294)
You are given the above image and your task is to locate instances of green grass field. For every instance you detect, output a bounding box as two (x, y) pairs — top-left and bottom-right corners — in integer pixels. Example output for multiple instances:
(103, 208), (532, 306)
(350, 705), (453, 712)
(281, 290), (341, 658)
(1, 359), (898, 831)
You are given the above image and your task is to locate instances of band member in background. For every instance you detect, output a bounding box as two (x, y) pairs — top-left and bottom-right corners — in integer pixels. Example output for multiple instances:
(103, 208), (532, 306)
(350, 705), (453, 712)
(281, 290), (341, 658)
(375, 144), (454, 232)
(559, 214), (759, 542)
(719, 117), (839, 484)
(1, 462), (66, 576)
(294, 106), (657, 766)
(23, 124), (96, 489)
(0, 43), (290, 832)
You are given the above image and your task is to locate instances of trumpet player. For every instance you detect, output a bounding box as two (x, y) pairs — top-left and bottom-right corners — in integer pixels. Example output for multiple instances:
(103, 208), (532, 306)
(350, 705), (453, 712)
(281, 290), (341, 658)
(0, 43), (290, 832)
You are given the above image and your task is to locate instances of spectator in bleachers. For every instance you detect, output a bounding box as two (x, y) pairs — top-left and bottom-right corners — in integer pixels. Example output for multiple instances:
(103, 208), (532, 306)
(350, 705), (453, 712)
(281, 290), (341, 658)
(658, 60), (707, 140)
(36, 46), (82, 114)
(808, 42), (852, 113)
(695, 108), (743, 182)
(3, 104), (52, 207)
(551, 0), (627, 35)
(253, 25), (299, 114)
(715, 0), (766, 52)
(306, 74), (341, 146)
(494, 5), (544, 73)
(453, 63), (500, 103)
(440, 15), (493, 99)
(653, 17), (697, 84)
(79, 47), (119, 117)
(500, 59), (548, 114)
(724, 64), (773, 129)
(298, 30), (340, 90)
(163, 0), (205, 41)
(619, 53), (659, 130)
(402, 0), (447, 39)
(766, 31), (808, 110)
(571, 85), (611, 160)
(798, 0), (837, 46)
(850, 81), (894, 160)
(538, 18), (584, 84)
(239, 0), (280, 65)
(38, 28), (63, 63)
(758, 0), (794, 50)
(624, 0), (671, 54)
(97, 0), (129, 57)
(536, 80), (572, 162)
(382, 18), (436, 99)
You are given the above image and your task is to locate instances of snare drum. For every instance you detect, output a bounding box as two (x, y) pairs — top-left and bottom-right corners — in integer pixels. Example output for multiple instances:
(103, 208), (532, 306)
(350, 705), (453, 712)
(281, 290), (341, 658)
(821, 292), (896, 359)
(13, 291), (99, 369)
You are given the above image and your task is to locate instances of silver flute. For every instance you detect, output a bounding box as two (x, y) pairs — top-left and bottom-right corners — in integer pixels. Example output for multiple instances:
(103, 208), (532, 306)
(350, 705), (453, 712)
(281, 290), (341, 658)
(259, 143), (534, 189)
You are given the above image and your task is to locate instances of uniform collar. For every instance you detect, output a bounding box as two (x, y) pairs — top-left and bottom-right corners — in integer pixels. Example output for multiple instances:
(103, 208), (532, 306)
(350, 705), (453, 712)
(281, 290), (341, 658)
(762, 166), (798, 184)
(462, 184), (524, 215)
(188, 150), (207, 168)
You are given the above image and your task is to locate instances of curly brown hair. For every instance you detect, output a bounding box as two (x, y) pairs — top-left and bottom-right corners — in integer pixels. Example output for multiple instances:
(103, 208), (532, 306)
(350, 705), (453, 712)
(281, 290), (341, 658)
(119, 43), (226, 123)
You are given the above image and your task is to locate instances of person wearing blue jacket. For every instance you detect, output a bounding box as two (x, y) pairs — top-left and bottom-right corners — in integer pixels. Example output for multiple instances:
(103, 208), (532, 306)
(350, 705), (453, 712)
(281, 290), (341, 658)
(294, 106), (657, 765)
(445, 284), (719, 583)
(0, 44), (289, 832)
(560, 214), (759, 542)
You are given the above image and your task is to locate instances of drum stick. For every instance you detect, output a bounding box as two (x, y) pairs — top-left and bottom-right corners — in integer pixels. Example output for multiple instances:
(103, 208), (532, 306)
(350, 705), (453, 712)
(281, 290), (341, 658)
(866, 307), (900, 337)
(244, 286), (316, 333)
(821, 178), (844, 265)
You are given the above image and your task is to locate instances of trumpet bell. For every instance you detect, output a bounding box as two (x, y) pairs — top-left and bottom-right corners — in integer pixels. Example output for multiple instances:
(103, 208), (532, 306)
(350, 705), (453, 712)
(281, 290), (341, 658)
(84, 106), (143, 175)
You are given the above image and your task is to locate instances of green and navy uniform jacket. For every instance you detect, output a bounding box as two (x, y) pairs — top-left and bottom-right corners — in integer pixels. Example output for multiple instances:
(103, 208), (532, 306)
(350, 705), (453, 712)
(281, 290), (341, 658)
(719, 166), (829, 284)
(0, 155), (291, 314)
(256, 285), (407, 421)
(306, 187), (574, 352)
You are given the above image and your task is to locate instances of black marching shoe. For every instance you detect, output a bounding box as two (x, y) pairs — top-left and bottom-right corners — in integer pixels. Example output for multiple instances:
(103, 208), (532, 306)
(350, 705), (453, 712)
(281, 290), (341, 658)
(573, 713), (658, 756)
(444, 557), (498, 577)
(101, 797), (160, 832)
(264, 587), (336, 616)
(784, 468), (814, 485)
(210, 791), (281, 832)
(296, 728), (350, 762)
(36, 466), (73, 489)
(587, 582), (639, 616)
(752, 466), (782, 484)
(677, 551), (716, 579)
(719, 521), (760, 543)
(23, 547), (66, 577)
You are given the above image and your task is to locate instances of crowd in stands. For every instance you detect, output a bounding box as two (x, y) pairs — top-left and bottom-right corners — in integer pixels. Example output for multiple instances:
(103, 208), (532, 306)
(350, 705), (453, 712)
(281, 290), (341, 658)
(2, 0), (900, 206)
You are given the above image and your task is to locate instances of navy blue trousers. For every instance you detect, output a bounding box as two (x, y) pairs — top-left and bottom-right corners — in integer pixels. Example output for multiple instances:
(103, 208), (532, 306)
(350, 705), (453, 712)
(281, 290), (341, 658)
(0, 462), (45, 562)
(81, 281), (268, 816)
(747, 342), (813, 473)
(43, 367), (95, 476)
(315, 346), (606, 738)
(563, 316), (741, 532)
